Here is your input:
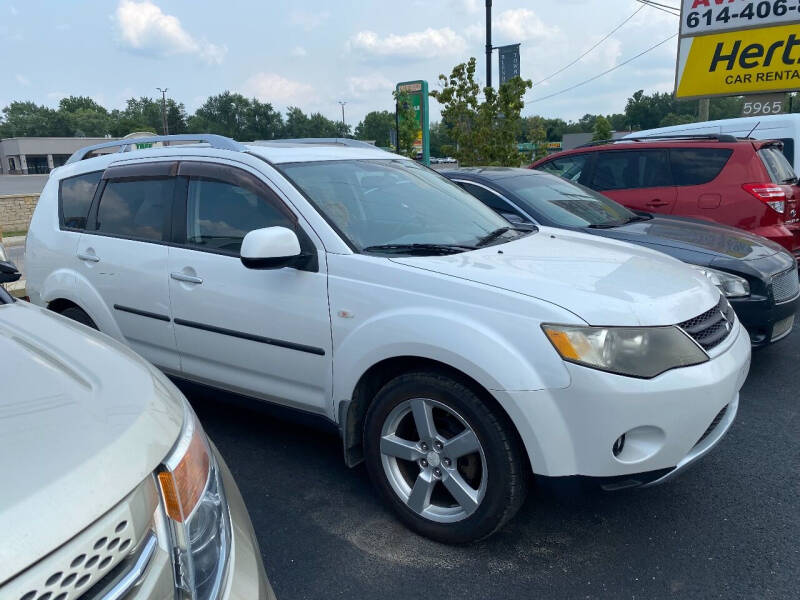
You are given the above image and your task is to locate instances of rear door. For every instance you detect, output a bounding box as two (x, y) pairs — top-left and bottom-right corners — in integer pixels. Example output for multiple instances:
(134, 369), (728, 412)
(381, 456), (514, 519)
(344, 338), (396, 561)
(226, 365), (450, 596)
(76, 161), (179, 371)
(589, 149), (677, 213)
(167, 161), (333, 414)
(669, 147), (734, 214)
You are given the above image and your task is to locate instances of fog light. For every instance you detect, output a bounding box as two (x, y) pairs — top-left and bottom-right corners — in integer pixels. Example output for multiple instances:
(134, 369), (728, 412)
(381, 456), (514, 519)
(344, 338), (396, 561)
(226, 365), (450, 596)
(612, 434), (626, 457)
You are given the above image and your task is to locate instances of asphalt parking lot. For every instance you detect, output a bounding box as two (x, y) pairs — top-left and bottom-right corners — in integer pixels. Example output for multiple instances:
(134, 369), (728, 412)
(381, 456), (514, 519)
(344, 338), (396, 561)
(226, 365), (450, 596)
(183, 320), (799, 600)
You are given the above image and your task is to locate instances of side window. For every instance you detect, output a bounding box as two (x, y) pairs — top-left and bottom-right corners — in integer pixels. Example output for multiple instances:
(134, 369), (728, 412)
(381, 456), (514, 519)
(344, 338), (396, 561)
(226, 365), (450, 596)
(592, 151), (671, 191)
(59, 171), (103, 230)
(185, 177), (293, 255)
(779, 138), (795, 166)
(670, 148), (732, 186)
(537, 154), (587, 182)
(95, 177), (174, 241)
(459, 182), (528, 222)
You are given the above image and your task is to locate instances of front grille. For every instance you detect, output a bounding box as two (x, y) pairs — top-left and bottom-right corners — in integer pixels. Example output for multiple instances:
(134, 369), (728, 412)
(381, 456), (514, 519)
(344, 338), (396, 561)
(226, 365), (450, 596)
(771, 268), (800, 303)
(678, 296), (735, 351)
(694, 404), (729, 448)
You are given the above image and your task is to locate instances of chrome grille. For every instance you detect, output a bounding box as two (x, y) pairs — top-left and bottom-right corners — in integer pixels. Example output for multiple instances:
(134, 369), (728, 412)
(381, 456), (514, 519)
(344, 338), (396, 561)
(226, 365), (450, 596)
(678, 296), (735, 351)
(771, 268), (800, 303)
(694, 404), (729, 448)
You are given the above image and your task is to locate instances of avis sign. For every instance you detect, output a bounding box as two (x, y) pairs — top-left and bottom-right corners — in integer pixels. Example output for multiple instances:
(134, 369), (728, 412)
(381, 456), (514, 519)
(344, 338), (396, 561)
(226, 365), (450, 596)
(675, 0), (800, 99)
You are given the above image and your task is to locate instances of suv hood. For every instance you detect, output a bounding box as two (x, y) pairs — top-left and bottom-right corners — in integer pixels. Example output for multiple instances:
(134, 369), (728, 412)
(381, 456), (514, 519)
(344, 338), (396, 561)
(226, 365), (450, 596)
(599, 215), (784, 261)
(0, 301), (183, 583)
(391, 227), (721, 326)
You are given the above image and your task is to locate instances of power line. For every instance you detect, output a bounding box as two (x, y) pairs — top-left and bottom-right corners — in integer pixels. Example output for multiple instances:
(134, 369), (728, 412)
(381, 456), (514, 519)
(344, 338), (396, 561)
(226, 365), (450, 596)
(634, 0), (680, 16)
(532, 5), (646, 87)
(525, 33), (678, 104)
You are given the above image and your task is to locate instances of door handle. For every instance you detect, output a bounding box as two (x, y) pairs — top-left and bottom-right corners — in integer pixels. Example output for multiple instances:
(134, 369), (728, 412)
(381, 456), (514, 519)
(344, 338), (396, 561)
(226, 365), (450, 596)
(77, 252), (100, 263)
(646, 199), (671, 207)
(170, 272), (203, 284)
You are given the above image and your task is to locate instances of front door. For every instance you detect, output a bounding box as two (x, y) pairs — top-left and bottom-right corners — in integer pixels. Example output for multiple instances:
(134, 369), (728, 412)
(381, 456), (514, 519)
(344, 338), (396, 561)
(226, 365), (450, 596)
(167, 161), (333, 415)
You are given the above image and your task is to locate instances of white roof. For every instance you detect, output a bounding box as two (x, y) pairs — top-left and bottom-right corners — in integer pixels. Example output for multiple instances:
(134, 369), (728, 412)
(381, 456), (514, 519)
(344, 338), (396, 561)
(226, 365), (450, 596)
(244, 143), (401, 164)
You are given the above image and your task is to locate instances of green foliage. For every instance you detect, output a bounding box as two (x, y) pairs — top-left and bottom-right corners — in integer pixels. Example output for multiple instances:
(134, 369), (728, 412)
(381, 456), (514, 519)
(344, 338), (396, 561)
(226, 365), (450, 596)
(355, 110), (395, 147)
(393, 90), (421, 158)
(525, 116), (548, 160)
(188, 92), (281, 140)
(592, 116), (612, 142)
(283, 106), (350, 139)
(429, 121), (456, 158)
(430, 57), (532, 166)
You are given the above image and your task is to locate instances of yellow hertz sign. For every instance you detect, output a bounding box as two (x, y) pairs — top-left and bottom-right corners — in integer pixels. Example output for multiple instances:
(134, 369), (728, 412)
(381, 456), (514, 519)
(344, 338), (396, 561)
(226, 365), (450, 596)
(676, 23), (800, 98)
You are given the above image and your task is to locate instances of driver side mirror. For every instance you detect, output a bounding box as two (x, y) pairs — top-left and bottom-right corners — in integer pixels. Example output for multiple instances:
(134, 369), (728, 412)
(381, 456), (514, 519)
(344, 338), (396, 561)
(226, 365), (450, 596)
(0, 260), (21, 284)
(240, 227), (306, 270)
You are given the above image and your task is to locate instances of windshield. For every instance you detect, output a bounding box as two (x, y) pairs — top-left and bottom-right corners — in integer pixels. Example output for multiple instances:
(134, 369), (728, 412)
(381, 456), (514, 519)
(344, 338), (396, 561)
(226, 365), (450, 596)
(497, 173), (637, 227)
(280, 159), (525, 252)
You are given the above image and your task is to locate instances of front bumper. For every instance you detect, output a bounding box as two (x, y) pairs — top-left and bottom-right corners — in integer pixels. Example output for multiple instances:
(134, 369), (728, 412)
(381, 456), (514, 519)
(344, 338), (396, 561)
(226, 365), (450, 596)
(495, 322), (751, 480)
(731, 291), (799, 347)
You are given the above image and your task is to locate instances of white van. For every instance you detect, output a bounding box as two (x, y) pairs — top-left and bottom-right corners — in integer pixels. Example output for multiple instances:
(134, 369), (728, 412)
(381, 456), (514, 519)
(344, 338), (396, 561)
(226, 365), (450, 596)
(628, 113), (800, 173)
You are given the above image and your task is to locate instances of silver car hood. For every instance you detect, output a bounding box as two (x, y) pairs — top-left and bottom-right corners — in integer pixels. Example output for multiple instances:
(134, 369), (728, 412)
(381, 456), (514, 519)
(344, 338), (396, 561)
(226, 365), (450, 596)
(0, 301), (183, 583)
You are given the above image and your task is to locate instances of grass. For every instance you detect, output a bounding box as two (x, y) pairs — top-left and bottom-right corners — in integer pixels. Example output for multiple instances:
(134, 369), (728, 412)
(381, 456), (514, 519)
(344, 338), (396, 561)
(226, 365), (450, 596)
(1, 230), (27, 238)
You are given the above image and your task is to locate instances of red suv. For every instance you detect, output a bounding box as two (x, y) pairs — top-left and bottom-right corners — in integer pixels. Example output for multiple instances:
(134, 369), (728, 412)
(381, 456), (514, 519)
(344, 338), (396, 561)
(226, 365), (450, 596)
(532, 135), (800, 254)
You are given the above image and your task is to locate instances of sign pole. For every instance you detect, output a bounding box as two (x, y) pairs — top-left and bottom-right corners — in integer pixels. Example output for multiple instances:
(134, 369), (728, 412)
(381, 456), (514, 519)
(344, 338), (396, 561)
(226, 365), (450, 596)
(485, 0), (492, 89)
(699, 98), (709, 121)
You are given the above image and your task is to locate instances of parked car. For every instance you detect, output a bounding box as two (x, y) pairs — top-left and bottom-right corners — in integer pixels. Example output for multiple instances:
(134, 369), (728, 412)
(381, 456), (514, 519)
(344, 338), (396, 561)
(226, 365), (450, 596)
(445, 167), (800, 347)
(626, 113), (800, 174)
(0, 277), (274, 599)
(27, 134), (751, 543)
(532, 136), (800, 255)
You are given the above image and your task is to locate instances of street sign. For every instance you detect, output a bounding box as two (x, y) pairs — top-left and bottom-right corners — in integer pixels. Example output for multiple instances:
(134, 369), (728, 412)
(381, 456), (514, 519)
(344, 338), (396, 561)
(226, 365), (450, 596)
(396, 80), (430, 166)
(741, 92), (787, 116)
(498, 44), (521, 85)
(676, 1), (800, 99)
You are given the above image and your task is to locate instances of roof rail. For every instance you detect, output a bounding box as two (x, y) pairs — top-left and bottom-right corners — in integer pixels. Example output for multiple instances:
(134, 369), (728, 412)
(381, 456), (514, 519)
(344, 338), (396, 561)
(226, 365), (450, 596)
(65, 134), (246, 164)
(251, 138), (379, 149)
(577, 133), (739, 148)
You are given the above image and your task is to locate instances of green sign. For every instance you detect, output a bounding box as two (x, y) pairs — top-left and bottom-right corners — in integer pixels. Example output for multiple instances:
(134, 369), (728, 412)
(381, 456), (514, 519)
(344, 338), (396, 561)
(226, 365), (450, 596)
(395, 80), (430, 166)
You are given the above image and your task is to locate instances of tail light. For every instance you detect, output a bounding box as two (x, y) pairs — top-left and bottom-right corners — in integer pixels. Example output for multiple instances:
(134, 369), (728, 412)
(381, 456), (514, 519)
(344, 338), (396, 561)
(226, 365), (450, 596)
(742, 183), (787, 214)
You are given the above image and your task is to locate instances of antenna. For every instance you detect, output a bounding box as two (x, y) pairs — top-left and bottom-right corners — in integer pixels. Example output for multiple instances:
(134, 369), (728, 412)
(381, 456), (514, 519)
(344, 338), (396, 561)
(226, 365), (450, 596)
(745, 121), (761, 139)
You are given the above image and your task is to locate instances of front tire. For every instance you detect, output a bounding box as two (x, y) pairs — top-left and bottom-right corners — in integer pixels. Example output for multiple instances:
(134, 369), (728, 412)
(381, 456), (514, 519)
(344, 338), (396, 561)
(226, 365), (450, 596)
(59, 306), (98, 330)
(363, 371), (528, 544)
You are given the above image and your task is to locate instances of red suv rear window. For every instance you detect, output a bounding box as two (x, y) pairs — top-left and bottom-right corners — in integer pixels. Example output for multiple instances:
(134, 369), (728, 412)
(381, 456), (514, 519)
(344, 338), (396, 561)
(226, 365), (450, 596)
(758, 146), (797, 184)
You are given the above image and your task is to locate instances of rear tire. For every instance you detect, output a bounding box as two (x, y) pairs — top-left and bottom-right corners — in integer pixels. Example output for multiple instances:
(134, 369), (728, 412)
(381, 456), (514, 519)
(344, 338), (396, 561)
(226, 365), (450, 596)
(59, 306), (98, 330)
(363, 370), (528, 544)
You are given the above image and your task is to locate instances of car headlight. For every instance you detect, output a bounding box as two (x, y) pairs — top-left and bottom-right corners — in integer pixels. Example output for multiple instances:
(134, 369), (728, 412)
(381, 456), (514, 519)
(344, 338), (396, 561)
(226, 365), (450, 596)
(542, 324), (708, 378)
(158, 403), (230, 600)
(690, 265), (750, 298)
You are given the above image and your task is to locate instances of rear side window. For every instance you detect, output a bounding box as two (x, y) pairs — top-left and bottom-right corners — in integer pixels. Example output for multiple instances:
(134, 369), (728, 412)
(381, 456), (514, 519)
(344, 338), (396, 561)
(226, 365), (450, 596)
(670, 148), (732, 186)
(59, 171), (102, 230)
(185, 177), (293, 255)
(758, 146), (797, 184)
(459, 182), (522, 215)
(778, 138), (795, 166)
(537, 154), (588, 182)
(592, 150), (671, 191)
(95, 178), (174, 241)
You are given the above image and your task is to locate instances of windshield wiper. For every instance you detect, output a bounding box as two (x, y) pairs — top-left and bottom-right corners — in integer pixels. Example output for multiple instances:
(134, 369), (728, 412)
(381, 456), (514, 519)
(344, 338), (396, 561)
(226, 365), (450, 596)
(587, 222), (620, 229)
(475, 227), (511, 247)
(362, 243), (476, 255)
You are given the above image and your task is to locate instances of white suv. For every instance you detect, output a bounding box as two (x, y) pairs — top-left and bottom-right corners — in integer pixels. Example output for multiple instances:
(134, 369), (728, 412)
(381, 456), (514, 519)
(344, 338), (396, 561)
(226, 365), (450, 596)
(0, 287), (274, 599)
(27, 135), (752, 543)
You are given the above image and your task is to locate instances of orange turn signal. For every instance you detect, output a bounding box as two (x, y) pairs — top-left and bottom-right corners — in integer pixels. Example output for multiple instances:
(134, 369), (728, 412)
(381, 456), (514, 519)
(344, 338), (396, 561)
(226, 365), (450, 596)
(157, 428), (210, 522)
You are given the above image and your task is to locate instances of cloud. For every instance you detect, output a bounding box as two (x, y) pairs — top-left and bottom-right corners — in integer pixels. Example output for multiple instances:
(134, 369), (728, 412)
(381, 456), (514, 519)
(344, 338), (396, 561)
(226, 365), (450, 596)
(114, 0), (226, 64)
(348, 27), (467, 59)
(347, 75), (393, 98)
(289, 9), (330, 31)
(450, 0), (480, 13)
(493, 8), (560, 42)
(291, 45), (307, 57)
(242, 73), (316, 105)
(16, 74), (30, 86)
(10, 5), (19, 16)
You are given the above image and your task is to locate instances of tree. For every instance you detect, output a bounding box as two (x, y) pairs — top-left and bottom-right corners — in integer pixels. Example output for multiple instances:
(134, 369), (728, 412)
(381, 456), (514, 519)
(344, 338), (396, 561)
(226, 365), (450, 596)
(109, 96), (187, 136)
(430, 57), (532, 166)
(282, 106), (348, 139)
(355, 110), (395, 147)
(592, 115), (612, 141)
(394, 90), (420, 158)
(525, 116), (548, 160)
(0, 101), (69, 137)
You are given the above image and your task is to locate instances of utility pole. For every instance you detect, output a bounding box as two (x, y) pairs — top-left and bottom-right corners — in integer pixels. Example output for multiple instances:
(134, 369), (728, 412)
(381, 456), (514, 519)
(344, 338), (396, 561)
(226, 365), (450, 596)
(698, 97), (710, 121)
(485, 0), (493, 89)
(156, 87), (169, 135)
(338, 100), (347, 131)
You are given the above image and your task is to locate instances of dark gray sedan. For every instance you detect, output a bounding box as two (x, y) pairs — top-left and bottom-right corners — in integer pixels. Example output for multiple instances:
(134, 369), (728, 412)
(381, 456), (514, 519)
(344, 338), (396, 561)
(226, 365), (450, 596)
(443, 167), (799, 347)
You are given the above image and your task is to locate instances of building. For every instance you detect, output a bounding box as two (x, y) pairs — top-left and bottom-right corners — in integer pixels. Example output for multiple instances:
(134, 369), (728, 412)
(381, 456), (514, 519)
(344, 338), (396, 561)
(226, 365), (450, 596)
(0, 137), (121, 175)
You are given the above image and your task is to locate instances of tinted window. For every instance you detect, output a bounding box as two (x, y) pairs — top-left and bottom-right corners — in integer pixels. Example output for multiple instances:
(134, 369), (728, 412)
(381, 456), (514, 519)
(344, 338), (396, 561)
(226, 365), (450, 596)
(759, 146), (797, 183)
(537, 154), (588, 182)
(779, 138), (795, 166)
(592, 150), (671, 191)
(493, 173), (636, 228)
(186, 178), (293, 254)
(670, 148), (732, 186)
(280, 159), (516, 251)
(95, 178), (173, 241)
(459, 182), (519, 214)
(59, 171), (102, 230)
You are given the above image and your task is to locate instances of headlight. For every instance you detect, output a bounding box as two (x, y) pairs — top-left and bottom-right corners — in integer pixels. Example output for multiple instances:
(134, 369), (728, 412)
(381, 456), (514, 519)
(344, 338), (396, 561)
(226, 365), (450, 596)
(0, 243), (7, 262)
(690, 265), (750, 298)
(158, 403), (230, 600)
(543, 324), (708, 378)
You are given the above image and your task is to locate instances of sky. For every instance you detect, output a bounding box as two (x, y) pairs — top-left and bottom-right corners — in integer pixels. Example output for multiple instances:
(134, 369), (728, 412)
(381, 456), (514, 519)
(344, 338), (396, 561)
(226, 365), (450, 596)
(0, 0), (681, 127)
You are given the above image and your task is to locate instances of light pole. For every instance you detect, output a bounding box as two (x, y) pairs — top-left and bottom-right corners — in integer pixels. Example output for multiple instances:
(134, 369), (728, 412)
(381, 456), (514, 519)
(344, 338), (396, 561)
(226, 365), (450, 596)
(338, 100), (347, 132)
(485, 0), (492, 89)
(156, 87), (169, 135)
